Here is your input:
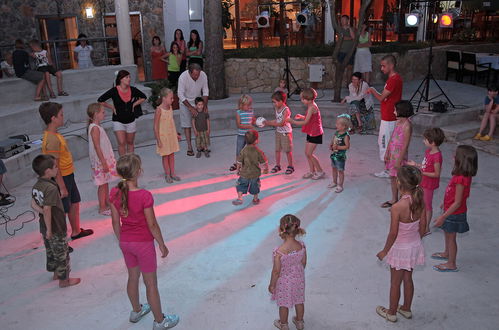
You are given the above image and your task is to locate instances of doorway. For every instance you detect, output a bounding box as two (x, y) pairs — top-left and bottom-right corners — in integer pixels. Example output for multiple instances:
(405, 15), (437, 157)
(37, 15), (78, 69)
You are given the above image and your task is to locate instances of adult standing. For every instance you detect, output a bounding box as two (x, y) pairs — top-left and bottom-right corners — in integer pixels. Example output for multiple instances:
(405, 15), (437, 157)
(177, 63), (209, 156)
(150, 36), (167, 80)
(12, 39), (46, 101)
(74, 34), (94, 69)
(353, 23), (372, 84)
(98, 70), (146, 156)
(338, 15), (355, 86)
(367, 54), (403, 177)
(173, 29), (187, 72)
(186, 30), (204, 69)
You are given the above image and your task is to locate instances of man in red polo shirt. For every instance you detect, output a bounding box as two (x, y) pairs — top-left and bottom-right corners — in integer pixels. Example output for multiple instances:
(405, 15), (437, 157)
(367, 54), (403, 177)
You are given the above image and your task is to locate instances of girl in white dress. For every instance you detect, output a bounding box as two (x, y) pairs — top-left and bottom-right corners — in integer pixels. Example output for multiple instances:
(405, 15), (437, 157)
(74, 34), (94, 69)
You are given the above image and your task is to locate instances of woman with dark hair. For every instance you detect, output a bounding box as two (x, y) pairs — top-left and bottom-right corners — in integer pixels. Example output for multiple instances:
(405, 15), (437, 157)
(150, 35), (167, 80)
(173, 29), (187, 71)
(98, 70), (147, 155)
(341, 72), (375, 134)
(186, 29), (203, 68)
(167, 42), (182, 87)
(74, 33), (94, 69)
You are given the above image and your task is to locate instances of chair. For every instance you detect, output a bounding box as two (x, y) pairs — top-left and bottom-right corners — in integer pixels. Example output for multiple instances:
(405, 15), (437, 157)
(445, 50), (461, 82)
(461, 52), (491, 86)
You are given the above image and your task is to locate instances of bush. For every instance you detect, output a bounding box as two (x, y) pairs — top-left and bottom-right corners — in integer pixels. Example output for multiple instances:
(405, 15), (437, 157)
(144, 79), (174, 107)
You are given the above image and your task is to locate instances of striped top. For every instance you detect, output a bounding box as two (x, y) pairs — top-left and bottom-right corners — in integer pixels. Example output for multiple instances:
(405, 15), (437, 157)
(237, 109), (254, 136)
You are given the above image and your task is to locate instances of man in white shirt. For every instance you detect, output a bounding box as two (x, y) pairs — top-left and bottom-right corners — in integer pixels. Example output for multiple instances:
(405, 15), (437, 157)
(177, 63), (209, 156)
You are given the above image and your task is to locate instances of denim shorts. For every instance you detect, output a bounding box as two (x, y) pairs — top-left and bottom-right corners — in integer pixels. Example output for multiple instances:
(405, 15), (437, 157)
(236, 134), (246, 157)
(440, 212), (469, 233)
(331, 158), (346, 171)
(236, 177), (261, 195)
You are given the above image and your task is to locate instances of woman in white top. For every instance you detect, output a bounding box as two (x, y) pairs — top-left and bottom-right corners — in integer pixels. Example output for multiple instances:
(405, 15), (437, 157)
(341, 72), (374, 134)
(74, 34), (94, 69)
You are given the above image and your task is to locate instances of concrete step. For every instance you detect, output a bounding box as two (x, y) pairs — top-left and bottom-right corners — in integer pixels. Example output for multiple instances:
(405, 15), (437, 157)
(441, 122), (481, 142)
(411, 105), (483, 135)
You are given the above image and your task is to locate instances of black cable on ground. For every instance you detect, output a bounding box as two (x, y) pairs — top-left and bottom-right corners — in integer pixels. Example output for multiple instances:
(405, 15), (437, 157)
(0, 195), (36, 237)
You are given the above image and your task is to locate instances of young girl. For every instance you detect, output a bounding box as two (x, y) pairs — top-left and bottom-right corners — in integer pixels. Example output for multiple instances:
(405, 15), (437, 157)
(288, 88), (325, 180)
(432, 145), (478, 272)
(382, 101), (413, 208)
(173, 29), (187, 71)
(229, 94), (255, 171)
(166, 42), (182, 87)
(408, 127), (445, 235)
(329, 114), (351, 193)
(110, 154), (179, 329)
(74, 34), (94, 69)
(154, 88), (180, 184)
(87, 103), (118, 215)
(274, 79), (289, 95)
(376, 165), (426, 322)
(186, 29), (203, 68)
(269, 214), (307, 330)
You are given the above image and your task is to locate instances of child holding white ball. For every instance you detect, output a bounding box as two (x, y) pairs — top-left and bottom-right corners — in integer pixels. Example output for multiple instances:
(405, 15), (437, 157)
(264, 91), (294, 175)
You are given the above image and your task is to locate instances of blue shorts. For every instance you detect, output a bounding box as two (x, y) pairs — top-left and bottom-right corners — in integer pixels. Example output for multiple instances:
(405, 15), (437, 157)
(440, 212), (469, 233)
(236, 177), (261, 195)
(61, 173), (81, 213)
(331, 158), (346, 171)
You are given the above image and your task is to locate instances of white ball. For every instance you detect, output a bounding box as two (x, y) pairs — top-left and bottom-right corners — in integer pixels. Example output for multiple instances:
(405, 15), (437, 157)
(256, 116), (266, 128)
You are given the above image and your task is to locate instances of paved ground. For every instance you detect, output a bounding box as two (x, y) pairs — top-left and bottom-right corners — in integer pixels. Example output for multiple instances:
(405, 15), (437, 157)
(1, 122), (498, 329)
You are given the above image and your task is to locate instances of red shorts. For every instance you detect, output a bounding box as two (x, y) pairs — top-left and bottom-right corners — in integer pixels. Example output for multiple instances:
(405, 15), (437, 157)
(119, 241), (157, 273)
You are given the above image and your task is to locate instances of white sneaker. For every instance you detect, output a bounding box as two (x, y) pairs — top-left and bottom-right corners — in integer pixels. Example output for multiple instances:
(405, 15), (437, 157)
(129, 303), (151, 323)
(374, 170), (390, 178)
(153, 314), (180, 329)
(311, 171), (325, 180)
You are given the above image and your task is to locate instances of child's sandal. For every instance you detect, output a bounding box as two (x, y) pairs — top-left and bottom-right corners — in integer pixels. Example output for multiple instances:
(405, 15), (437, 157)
(273, 320), (289, 330)
(285, 166), (294, 174)
(229, 163), (237, 171)
(58, 91), (69, 96)
(292, 317), (305, 330)
(271, 165), (282, 173)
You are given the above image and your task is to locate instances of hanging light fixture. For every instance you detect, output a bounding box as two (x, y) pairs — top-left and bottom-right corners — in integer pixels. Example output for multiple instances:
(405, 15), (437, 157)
(85, 7), (94, 19)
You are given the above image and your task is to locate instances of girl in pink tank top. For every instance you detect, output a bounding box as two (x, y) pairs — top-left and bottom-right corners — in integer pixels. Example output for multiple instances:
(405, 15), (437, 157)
(288, 88), (325, 180)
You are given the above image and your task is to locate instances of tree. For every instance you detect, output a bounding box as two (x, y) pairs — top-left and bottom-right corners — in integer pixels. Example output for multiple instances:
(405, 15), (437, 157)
(325, 0), (372, 102)
(204, 0), (228, 99)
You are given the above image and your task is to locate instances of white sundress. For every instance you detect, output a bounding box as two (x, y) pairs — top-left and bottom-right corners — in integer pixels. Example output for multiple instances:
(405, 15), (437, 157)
(88, 123), (118, 186)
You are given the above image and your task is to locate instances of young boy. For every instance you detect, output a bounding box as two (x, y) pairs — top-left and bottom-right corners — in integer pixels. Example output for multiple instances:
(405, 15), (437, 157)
(265, 91), (294, 174)
(473, 85), (498, 141)
(329, 114), (351, 193)
(29, 39), (68, 98)
(39, 102), (93, 240)
(192, 96), (211, 158)
(233, 130), (269, 206)
(31, 154), (80, 288)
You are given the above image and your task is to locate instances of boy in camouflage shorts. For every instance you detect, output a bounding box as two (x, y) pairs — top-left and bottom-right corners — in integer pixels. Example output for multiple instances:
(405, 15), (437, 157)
(31, 155), (80, 288)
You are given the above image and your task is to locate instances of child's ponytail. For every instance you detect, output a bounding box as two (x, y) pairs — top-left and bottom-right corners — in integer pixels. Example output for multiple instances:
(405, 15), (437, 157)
(115, 153), (142, 217)
(279, 214), (306, 238)
(397, 166), (424, 216)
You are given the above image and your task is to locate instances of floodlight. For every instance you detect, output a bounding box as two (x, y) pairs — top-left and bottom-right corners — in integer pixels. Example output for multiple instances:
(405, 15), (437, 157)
(405, 13), (420, 27)
(296, 12), (310, 26)
(439, 13), (453, 28)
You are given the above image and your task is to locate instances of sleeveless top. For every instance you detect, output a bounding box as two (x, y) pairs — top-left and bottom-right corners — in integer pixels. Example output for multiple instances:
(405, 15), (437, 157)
(189, 46), (202, 59)
(331, 131), (349, 161)
(358, 32), (370, 44)
(237, 109), (254, 136)
(302, 107), (323, 137)
(168, 53), (180, 72)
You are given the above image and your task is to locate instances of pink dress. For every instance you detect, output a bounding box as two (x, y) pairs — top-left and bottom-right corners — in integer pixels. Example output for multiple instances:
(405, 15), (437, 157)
(271, 242), (306, 308)
(385, 195), (425, 271)
(386, 120), (410, 177)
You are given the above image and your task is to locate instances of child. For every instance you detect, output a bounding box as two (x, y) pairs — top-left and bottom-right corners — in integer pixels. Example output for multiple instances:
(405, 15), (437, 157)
(192, 96), (211, 158)
(29, 39), (68, 98)
(154, 88), (181, 183)
(31, 154), (81, 288)
(432, 145), (478, 272)
(1, 52), (15, 78)
(376, 165), (426, 322)
(329, 114), (351, 193)
(39, 102), (94, 240)
(264, 91), (294, 174)
(269, 214), (307, 330)
(274, 79), (289, 95)
(167, 41), (183, 87)
(381, 100), (413, 209)
(233, 130), (268, 205)
(0, 159), (14, 206)
(408, 127), (445, 235)
(110, 154), (179, 329)
(287, 88), (325, 180)
(74, 34), (94, 69)
(230, 94), (255, 171)
(473, 85), (498, 141)
(87, 103), (118, 215)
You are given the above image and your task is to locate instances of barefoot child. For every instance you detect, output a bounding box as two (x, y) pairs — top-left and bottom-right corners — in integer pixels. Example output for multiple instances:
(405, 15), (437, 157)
(376, 165), (426, 322)
(381, 100), (413, 209)
(192, 96), (211, 158)
(269, 214), (307, 330)
(264, 91), (294, 174)
(408, 127), (445, 235)
(432, 145), (478, 273)
(87, 103), (118, 215)
(154, 88), (181, 183)
(288, 88), (325, 180)
(329, 114), (351, 193)
(233, 130), (268, 205)
(31, 155), (81, 288)
(110, 154), (179, 329)
(230, 94), (255, 171)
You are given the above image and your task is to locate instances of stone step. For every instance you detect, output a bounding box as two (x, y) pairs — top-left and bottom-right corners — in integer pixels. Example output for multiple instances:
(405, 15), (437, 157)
(441, 122), (481, 142)
(411, 105), (483, 135)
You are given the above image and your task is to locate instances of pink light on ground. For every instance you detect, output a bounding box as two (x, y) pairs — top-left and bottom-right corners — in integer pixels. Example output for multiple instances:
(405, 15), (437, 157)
(149, 174), (237, 195)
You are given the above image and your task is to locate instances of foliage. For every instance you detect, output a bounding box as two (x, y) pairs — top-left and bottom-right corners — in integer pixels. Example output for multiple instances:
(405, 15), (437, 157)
(144, 79), (175, 107)
(452, 28), (477, 42)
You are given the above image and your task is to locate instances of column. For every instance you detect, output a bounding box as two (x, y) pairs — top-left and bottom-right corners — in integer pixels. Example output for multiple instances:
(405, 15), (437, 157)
(115, 0), (134, 65)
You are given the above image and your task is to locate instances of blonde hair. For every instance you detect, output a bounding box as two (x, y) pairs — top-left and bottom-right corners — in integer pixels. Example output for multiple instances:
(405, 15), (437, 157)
(114, 154), (142, 217)
(337, 115), (352, 130)
(238, 94), (253, 109)
(155, 87), (174, 108)
(86, 103), (102, 127)
(279, 214), (306, 239)
(397, 166), (424, 216)
(300, 88), (317, 101)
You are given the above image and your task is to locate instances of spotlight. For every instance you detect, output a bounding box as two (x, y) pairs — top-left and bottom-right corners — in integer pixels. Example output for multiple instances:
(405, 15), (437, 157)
(432, 14), (439, 24)
(439, 13), (453, 28)
(296, 11), (310, 26)
(256, 14), (270, 28)
(405, 13), (420, 27)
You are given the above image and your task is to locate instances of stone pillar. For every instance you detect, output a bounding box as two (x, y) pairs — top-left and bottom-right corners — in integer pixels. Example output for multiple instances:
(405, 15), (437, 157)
(115, 0), (134, 65)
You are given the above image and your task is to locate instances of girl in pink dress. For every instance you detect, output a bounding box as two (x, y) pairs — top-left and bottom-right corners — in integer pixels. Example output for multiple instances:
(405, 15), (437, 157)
(269, 214), (307, 330)
(382, 100), (413, 209)
(376, 165), (426, 322)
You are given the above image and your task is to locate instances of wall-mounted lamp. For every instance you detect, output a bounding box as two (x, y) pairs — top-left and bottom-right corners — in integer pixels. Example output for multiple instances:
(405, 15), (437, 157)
(85, 7), (94, 19)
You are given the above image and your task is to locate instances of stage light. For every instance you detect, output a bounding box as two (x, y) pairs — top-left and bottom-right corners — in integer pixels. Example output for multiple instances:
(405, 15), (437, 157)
(432, 14), (439, 24)
(85, 7), (94, 19)
(405, 13), (420, 27)
(296, 11), (310, 26)
(439, 13), (453, 28)
(256, 14), (270, 28)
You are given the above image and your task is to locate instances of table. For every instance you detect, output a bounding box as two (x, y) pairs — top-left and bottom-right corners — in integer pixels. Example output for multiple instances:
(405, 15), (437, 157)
(476, 53), (499, 70)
